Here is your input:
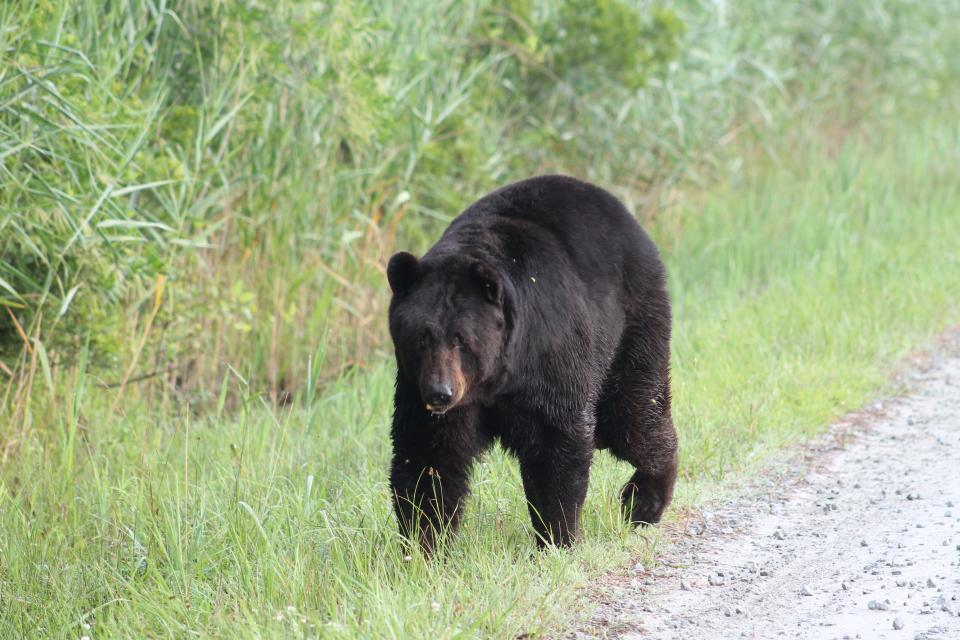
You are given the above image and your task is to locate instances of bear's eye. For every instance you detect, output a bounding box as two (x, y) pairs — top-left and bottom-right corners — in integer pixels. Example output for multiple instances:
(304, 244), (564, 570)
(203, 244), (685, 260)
(452, 333), (465, 349)
(418, 333), (430, 350)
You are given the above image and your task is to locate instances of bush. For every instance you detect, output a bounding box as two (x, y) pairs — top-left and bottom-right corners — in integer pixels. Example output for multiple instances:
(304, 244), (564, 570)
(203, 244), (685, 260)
(0, 1), (196, 363)
(2, 0), (958, 400)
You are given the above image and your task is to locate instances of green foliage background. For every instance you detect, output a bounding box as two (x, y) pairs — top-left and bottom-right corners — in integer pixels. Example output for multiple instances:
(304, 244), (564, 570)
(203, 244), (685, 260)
(3, 0), (957, 398)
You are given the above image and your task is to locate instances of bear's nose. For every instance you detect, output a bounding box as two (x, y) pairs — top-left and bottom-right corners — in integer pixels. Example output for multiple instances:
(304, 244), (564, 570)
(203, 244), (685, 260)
(424, 382), (453, 411)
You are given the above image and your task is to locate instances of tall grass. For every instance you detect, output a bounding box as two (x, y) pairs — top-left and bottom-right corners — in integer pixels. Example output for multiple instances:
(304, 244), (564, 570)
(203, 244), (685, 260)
(2, 3), (960, 636)
(3, 0), (958, 405)
(1, 100), (959, 639)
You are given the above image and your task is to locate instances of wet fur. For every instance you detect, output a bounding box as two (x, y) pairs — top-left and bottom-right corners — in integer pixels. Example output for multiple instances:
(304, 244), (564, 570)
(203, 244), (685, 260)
(388, 175), (678, 553)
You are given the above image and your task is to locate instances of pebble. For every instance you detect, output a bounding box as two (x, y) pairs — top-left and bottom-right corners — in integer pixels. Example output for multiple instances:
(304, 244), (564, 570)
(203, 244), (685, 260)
(868, 600), (890, 610)
(709, 574), (725, 586)
(800, 585), (814, 596)
(680, 580), (692, 591)
(927, 577), (937, 588)
(893, 616), (905, 630)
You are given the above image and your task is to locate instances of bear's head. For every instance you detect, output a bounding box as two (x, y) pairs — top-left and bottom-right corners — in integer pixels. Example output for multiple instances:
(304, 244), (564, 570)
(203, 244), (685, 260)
(387, 251), (508, 416)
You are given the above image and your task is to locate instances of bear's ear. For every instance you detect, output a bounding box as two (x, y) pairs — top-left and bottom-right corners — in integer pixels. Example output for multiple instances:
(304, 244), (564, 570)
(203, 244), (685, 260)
(470, 261), (503, 306)
(387, 251), (420, 294)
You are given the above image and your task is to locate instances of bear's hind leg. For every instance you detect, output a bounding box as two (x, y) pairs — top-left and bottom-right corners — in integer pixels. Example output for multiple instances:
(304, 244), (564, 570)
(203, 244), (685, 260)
(597, 326), (678, 526)
(618, 434), (677, 526)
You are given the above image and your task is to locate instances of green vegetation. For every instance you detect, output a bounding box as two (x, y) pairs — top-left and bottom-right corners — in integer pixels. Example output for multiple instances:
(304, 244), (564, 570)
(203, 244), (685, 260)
(3, 0), (957, 394)
(2, 0), (959, 638)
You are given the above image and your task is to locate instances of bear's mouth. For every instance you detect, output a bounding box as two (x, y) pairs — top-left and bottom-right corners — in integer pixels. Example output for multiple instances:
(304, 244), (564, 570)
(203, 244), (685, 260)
(425, 403), (449, 417)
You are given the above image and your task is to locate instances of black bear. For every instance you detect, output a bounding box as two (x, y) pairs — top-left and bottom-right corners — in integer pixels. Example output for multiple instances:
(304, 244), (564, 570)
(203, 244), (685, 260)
(387, 175), (677, 552)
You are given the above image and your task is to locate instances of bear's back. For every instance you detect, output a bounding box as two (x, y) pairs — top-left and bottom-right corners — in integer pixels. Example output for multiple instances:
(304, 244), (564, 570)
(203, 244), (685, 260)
(446, 175), (664, 298)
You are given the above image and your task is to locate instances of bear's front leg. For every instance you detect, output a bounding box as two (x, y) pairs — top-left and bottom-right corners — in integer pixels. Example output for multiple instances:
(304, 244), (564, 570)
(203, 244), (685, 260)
(518, 430), (594, 548)
(390, 450), (470, 555)
(390, 404), (488, 555)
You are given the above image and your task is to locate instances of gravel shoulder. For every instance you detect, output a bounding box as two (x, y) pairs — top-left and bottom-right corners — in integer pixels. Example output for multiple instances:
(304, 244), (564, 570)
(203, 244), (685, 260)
(573, 330), (960, 640)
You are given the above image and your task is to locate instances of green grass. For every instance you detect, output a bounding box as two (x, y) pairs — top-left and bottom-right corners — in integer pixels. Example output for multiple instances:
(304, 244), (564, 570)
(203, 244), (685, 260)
(4, 0), (958, 397)
(2, 105), (958, 638)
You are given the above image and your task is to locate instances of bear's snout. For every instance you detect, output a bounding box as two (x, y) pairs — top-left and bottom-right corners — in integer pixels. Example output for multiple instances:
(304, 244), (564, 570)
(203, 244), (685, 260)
(423, 381), (454, 414)
(419, 350), (466, 415)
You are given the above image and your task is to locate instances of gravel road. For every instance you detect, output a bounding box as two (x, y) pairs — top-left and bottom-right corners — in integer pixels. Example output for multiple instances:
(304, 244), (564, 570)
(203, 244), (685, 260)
(573, 334), (960, 640)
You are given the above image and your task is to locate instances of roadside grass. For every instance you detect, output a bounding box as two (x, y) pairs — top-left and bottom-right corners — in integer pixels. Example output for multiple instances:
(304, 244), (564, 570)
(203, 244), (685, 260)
(668, 108), (960, 485)
(2, 105), (958, 638)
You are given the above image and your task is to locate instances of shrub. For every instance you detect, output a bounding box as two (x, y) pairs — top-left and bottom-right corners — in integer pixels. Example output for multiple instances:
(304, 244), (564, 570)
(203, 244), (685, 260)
(2, 0), (957, 400)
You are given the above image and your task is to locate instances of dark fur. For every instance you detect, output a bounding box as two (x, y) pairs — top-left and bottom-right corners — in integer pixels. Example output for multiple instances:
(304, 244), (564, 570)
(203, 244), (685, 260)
(387, 175), (677, 552)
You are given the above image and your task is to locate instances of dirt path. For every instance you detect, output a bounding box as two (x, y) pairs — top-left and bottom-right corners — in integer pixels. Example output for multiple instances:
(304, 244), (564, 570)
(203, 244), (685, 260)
(573, 336), (960, 640)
